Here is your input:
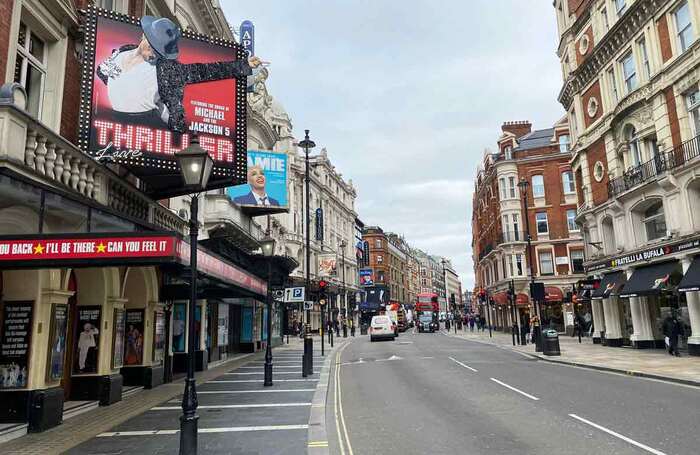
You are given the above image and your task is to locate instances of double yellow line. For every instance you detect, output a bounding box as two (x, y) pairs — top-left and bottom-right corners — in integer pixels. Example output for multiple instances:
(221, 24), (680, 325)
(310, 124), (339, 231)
(334, 342), (354, 455)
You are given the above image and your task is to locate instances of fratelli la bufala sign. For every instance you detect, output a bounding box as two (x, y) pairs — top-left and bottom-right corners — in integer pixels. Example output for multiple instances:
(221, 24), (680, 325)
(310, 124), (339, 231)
(587, 236), (700, 272)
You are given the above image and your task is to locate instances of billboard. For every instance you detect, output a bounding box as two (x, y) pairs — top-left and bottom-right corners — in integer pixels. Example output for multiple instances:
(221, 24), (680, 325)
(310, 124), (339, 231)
(359, 268), (374, 286)
(360, 285), (390, 311)
(78, 6), (249, 198)
(319, 254), (337, 277)
(227, 150), (288, 211)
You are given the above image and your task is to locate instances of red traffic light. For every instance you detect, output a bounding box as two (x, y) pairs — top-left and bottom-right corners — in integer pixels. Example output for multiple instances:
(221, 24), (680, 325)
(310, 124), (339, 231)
(319, 280), (327, 288)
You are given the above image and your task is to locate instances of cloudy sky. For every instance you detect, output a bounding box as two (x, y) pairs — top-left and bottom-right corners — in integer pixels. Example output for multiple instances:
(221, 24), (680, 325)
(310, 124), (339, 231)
(222, 0), (566, 289)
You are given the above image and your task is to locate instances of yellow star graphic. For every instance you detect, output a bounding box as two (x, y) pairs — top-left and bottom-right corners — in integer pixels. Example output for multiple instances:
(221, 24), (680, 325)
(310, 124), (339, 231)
(33, 243), (44, 254)
(96, 242), (106, 253)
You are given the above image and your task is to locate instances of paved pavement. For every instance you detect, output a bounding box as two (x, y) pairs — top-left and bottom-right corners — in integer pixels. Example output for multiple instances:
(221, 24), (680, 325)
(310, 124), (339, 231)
(330, 328), (700, 455)
(449, 328), (700, 385)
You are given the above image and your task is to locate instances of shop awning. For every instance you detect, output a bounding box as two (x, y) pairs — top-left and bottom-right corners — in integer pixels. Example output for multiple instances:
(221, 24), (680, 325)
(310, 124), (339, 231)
(619, 261), (679, 298)
(0, 232), (267, 297)
(492, 292), (508, 305)
(544, 286), (563, 303)
(591, 271), (626, 300)
(574, 289), (591, 302)
(515, 293), (529, 306)
(678, 256), (700, 292)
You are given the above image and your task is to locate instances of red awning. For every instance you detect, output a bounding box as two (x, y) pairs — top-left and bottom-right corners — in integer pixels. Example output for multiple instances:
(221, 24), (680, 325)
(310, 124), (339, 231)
(492, 292), (508, 305)
(545, 286), (563, 303)
(515, 293), (529, 306)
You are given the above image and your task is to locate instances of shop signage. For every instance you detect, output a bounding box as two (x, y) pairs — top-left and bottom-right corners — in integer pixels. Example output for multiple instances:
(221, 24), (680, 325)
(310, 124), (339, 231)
(284, 287), (305, 303)
(124, 309), (145, 366)
(228, 150), (288, 213)
(47, 304), (68, 382)
(315, 208), (324, 241)
(359, 268), (374, 286)
(78, 6), (249, 197)
(153, 311), (165, 365)
(586, 236), (700, 272)
(74, 306), (101, 375)
(112, 308), (125, 369)
(318, 254), (337, 277)
(0, 302), (33, 389)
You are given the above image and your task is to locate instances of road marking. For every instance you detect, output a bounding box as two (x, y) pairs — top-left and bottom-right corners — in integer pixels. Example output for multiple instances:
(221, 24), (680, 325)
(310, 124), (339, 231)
(197, 389), (316, 394)
(376, 355), (402, 362)
(239, 365), (301, 369)
(209, 379), (318, 383)
(489, 378), (539, 400)
(568, 414), (667, 455)
(308, 440), (329, 448)
(334, 342), (354, 455)
(448, 357), (478, 372)
(151, 403), (311, 411)
(97, 424), (309, 437)
(224, 371), (302, 375)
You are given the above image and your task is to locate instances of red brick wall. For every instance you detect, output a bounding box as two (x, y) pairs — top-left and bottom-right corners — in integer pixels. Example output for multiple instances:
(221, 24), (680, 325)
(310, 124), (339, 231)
(501, 121), (532, 139)
(60, 35), (81, 144)
(664, 87), (681, 148)
(582, 80), (602, 128)
(585, 138), (609, 206)
(575, 26), (594, 66)
(0, 0), (13, 80)
(567, 0), (593, 19)
(363, 232), (388, 284)
(657, 16), (673, 63)
(554, 244), (570, 275)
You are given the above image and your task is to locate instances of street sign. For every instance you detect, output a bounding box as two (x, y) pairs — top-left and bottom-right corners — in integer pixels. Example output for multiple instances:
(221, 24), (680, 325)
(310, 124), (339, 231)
(272, 289), (284, 300)
(303, 301), (314, 310)
(284, 287), (305, 303)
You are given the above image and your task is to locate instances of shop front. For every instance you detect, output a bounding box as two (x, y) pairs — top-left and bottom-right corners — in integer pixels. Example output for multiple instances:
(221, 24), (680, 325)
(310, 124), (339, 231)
(542, 286), (564, 333)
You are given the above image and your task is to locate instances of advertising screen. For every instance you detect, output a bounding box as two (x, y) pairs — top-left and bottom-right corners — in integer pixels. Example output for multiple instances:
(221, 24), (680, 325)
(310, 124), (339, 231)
(78, 7), (248, 197)
(227, 150), (288, 212)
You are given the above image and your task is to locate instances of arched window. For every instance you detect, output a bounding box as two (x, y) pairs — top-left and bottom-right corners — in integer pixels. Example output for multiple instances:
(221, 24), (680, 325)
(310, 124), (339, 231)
(642, 200), (666, 241)
(601, 216), (616, 254)
(625, 125), (642, 167)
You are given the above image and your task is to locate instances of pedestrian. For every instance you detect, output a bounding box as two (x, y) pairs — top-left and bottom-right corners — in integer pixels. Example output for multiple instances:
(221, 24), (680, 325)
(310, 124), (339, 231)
(663, 310), (685, 357)
(349, 319), (355, 337)
(469, 316), (475, 332)
(520, 317), (530, 344)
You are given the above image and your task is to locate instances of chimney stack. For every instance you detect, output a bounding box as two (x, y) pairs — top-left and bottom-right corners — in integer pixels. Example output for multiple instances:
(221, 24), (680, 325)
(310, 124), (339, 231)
(501, 120), (532, 139)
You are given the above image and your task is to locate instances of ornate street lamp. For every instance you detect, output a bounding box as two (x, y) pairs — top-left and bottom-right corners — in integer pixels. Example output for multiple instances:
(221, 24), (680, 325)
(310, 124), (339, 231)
(517, 177), (542, 351)
(299, 130), (316, 376)
(260, 235), (276, 387)
(175, 135), (214, 455)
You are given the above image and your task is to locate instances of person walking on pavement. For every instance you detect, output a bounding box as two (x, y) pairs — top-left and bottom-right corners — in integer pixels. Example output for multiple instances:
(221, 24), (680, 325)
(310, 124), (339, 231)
(349, 318), (355, 337)
(469, 315), (475, 332)
(663, 310), (685, 357)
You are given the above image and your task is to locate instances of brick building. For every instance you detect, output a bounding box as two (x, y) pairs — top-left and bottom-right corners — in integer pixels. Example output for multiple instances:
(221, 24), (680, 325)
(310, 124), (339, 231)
(553, 0), (700, 354)
(471, 119), (586, 333)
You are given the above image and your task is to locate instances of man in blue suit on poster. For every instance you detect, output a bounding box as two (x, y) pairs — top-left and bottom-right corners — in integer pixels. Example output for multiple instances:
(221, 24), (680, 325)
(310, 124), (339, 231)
(233, 165), (280, 206)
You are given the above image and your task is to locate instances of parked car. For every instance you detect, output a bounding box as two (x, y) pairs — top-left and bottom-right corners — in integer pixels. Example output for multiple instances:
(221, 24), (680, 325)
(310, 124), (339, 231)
(417, 313), (439, 333)
(369, 315), (397, 342)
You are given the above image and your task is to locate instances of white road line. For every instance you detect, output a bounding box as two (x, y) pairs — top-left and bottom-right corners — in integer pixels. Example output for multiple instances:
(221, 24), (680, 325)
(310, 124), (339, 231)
(208, 379), (318, 383)
(448, 357), (478, 372)
(197, 389), (316, 394)
(239, 365), (301, 369)
(489, 378), (539, 401)
(224, 371), (303, 375)
(97, 424), (309, 437)
(568, 414), (667, 455)
(151, 403), (312, 411)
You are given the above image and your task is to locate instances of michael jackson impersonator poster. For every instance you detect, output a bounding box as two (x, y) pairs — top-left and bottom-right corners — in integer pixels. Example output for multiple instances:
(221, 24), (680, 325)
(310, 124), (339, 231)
(78, 6), (263, 196)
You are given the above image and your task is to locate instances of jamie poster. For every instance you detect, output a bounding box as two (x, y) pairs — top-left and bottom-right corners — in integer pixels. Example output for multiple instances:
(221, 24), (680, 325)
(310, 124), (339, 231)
(359, 268), (374, 286)
(79, 8), (248, 190)
(0, 302), (33, 389)
(124, 309), (145, 365)
(172, 303), (186, 353)
(227, 151), (288, 210)
(48, 304), (68, 382)
(74, 306), (101, 375)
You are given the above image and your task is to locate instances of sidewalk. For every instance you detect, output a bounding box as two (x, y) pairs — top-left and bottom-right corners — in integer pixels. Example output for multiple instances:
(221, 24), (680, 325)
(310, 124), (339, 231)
(0, 336), (322, 455)
(448, 329), (700, 386)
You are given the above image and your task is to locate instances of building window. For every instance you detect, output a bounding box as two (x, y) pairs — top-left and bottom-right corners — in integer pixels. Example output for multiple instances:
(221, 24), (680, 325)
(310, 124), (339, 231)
(600, 7), (609, 32)
(375, 239), (382, 248)
(507, 255), (514, 277)
(559, 135), (570, 153)
(512, 213), (520, 240)
(686, 90), (700, 137)
(97, 0), (114, 9)
(626, 126), (643, 167)
(643, 200), (667, 241)
(615, 0), (626, 16)
(567, 209), (578, 232)
(536, 212), (549, 234)
(515, 254), (523, 276)
(499, 177), (507, 199)
(504, 146), (513, 160)
(376, 254), (383, 263)
(675, 1), (694, 53)
(532, 175), (545, 198)
(539, 251), (554, 275)
(502, 214), (509, 239)
(508, 176), (516, 198)
(562, 171), (575, 194)
(570, 250), (585, 273)
(13, 22), (47, 118)
(377, 271), (385, 282)
(607, 67), (618, 103)
(620, 52), (637, 93)
(637, 38), (650, 80)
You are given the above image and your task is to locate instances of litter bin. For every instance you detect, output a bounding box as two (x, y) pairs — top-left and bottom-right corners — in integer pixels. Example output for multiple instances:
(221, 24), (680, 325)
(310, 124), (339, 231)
(542, 329), (561, 356)
(360, 323), (368, 335)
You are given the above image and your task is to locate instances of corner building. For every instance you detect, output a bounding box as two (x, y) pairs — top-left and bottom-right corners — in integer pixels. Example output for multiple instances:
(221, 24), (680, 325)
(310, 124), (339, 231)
(554, 0), (700, 354)
(472, 120), (586, 333)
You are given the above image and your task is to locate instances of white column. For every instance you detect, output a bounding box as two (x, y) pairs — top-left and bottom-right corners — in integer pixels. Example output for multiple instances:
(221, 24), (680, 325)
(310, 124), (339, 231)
(591, 299), (605, 342)
(680, 255), (700, 354)
(629, 296), (655, 346)
(602, 297), (623, 345)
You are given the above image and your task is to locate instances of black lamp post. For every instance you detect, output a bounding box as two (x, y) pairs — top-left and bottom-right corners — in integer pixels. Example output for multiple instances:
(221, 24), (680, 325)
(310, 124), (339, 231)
(517, 177), (542, 351)
(176, 135), (213, 455)
(340, 240), (347, 338)
(441, 259), (449, 331)
(260, 235), (276, 387)
(299, 130), (316, 376)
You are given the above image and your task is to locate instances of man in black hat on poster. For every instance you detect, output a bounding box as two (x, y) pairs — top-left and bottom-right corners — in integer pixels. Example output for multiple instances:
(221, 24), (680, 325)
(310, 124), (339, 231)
(96, 16), (263, 131)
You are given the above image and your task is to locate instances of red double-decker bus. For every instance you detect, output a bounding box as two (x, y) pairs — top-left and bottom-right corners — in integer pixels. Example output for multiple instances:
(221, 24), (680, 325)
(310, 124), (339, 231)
(415, 293), (439, 332)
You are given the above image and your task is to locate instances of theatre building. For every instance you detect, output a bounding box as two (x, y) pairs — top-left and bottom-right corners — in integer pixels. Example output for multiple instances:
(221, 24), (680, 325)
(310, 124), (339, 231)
(0, 0), (296, 438)
(554, 0), (700, 354)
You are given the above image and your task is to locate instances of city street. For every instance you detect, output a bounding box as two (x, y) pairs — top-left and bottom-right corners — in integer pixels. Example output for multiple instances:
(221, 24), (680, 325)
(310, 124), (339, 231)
(329, 329), (699, 455)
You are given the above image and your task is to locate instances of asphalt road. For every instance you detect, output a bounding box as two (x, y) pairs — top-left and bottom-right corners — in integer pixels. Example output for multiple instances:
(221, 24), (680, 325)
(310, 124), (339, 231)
(329, 328), (700, 455)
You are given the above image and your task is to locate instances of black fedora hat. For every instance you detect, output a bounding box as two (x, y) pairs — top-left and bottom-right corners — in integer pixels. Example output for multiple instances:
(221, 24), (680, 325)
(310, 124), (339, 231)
(140, 16), (181, 60)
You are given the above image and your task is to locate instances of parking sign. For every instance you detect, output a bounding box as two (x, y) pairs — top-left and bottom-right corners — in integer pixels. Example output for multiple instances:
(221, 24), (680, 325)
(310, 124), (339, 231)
(285, 287), (305, 303)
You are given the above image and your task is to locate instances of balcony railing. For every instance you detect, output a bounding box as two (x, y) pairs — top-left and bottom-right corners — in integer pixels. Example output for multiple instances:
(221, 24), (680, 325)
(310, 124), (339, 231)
(608, 134), (700, 197)
(498, 230), (528, 244)
(0, 103), (186, 233)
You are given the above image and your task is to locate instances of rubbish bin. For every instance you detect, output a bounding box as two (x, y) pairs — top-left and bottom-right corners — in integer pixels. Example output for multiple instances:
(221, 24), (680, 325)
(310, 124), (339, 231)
(542, 329), (561, 356)
(360, 323), (368, 335)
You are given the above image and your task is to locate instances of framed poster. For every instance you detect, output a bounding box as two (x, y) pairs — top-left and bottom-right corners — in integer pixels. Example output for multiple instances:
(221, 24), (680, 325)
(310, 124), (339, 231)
(172, 303), (186, 353)
(0, 301), (33, 389)
(112, 308), (125, 369)
(73, 306), (101, 375)
(47, 304), (69, 382)
(153, 310), (165, 365)
(124, 309), (145, 365)
(217, 303), (228, 347)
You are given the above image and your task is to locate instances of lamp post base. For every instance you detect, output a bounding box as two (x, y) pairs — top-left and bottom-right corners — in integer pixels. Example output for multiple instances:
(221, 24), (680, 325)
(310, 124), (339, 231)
(264, 362), (273, 387)
(179, 413), (199, 455)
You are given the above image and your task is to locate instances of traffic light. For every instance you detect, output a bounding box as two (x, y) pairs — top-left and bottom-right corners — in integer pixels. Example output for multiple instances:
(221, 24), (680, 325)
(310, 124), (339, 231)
(318, 280), (328, 300)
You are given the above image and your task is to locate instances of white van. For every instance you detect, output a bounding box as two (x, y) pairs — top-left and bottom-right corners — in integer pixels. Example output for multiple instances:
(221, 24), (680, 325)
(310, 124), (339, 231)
(369, 315), (396, 342)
